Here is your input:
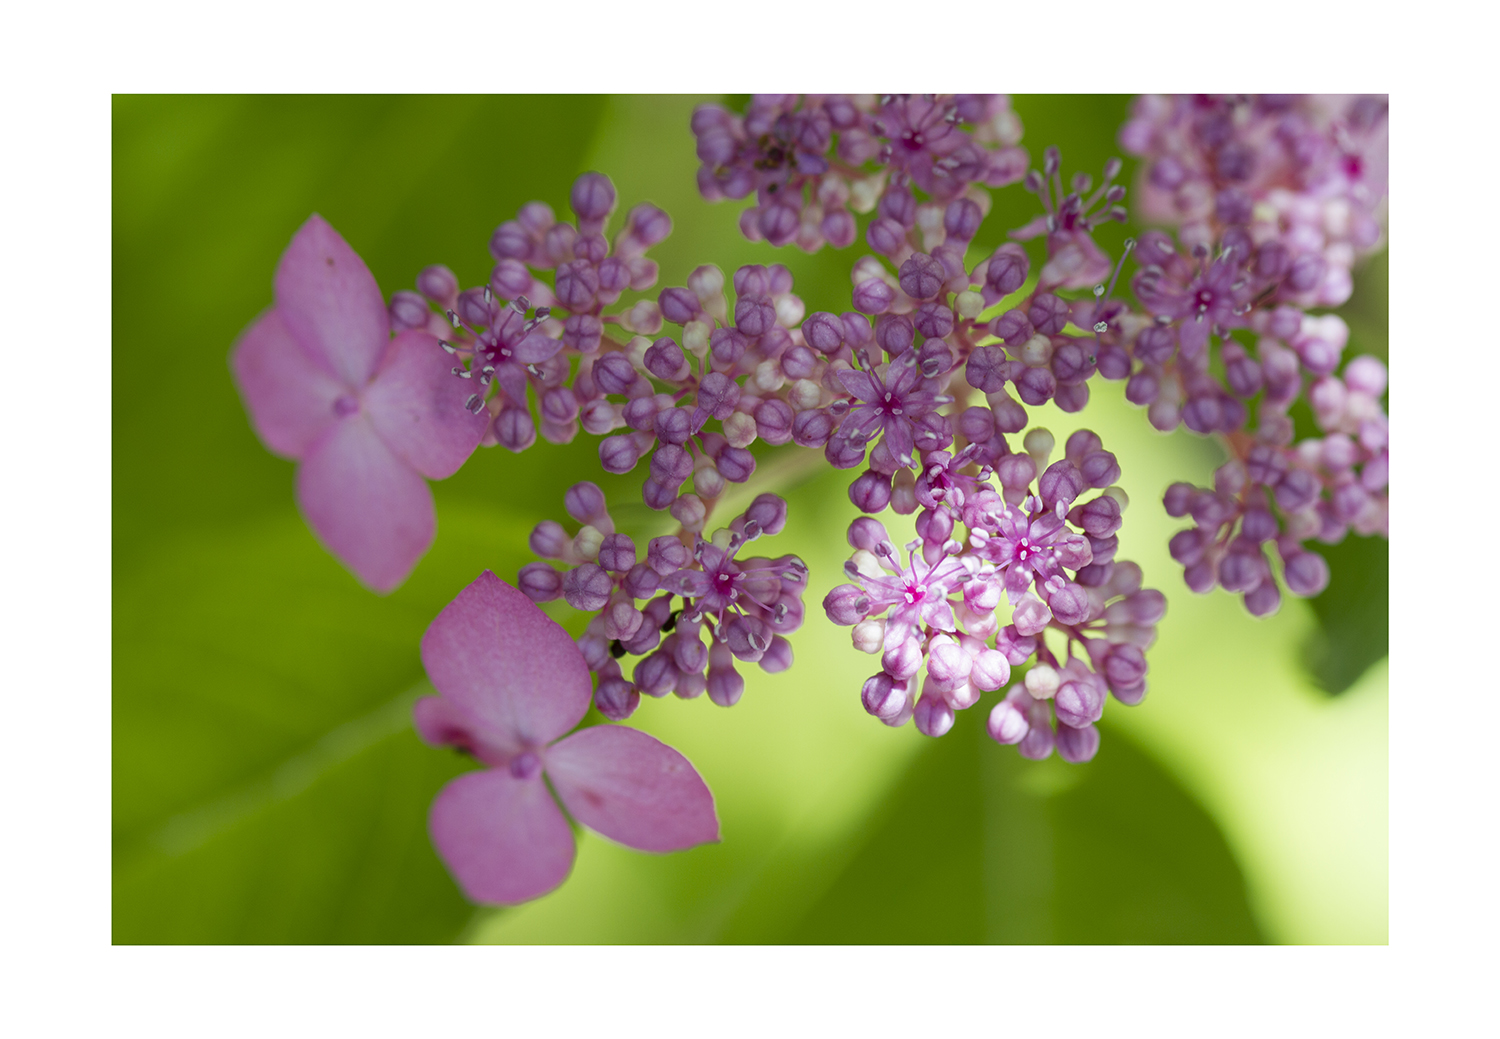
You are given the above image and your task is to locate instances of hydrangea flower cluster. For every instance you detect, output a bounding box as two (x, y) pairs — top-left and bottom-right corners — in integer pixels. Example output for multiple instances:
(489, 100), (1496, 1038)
(517, 483), (806, 721)
(231, 93), (1387, 906)
(691, 94), (1028, 252)
(822, 427), (1162, 762)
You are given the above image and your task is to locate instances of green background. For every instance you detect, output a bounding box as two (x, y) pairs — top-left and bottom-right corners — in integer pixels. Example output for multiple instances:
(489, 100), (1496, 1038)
(112, 95), (1388, 944)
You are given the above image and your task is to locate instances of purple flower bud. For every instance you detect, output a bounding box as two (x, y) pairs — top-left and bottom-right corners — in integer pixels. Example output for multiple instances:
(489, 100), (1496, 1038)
(1014, 366), (1057, 407)
(1068, 495), (1122, 539)
(733, 494), (784, 538)
(734, 293), (776, 338)
(621, 396), (660, 433)
(493, 406), (537, 453)
(554, 259), (600, 312)
(802, 311), (846, 354)
(1168, 528), (1208, 567)
(853, 278), (896, 315)
(1122, 589), (1166, 625)
(597, 533), (637, 574)
(987, 244), (1030, 295)
(824, 583), (872, 626)
(1275, 469), (1321, 512)
(965, 346), (1010, 393)
(642, 337), (690, 382)
(622, 563), (661, 600)
(640, 536), (685, 577)
(707, 646), (744, 707)
(1055, 722), (1101, 764)
(517, 561), (563, 602)
(1029, 294), (1069, 335)
(1134, 325), (1176, 365)
(651, 443), (694, 485)
(592, 353), (636, 397)
(599, 434), (643, 474)
(821, 209), (857, 248)
(488, 222), (530, 262)
(716, 446), (756, 483)
(914, 695), (955, 738)
(824, 435), (867, 470)
(862, 671), (910, 720)
(792, 408), (834, 449)
(1050, 341), (1095, 385)
(872, 314), (913, 358)
(1048, 581), (1092, 626)
(621, 203), (670, 249)
(594, 676), (640, 721)
(696, 371), (741, 421)
(987, 697), (1029, 744)
(570, 172), (617, 224)
(995, 453), (1037, 492)
(1104, 644), (1148, 689)
(927, 638), (972, 689)
(1162, 482), (1196, 518)
(944, 198), (984, 242)
(1012, 595), (1052, 636)
(989, 309), (1030, 347)
(634, 651), (679, 698)
(1282, 550), (1330, 597)
(758, 635), (794, 674)
(561, 313), (602, 354)
(968, 648), (1011, 693)
(777, 345), (816, 383)
(1184, 559), (1217, 593)
(1054, 676), (1105, 729)
(759, 204), (799, 247)
(562, 563), (613, 612)
(1078, 450), (1121, 488)
(1244, 579), (1282, 617)
(849, 469), (893, 513)
(899, 253), (947, 301)
(1039, 460), (1087, 508)
(657, 286), (701, 326)
(882, 636), (923, 681)
(1241, 507), (1279, 543)
(388, 290), (429, 331)
(648, 406), (691, 447)
(1286, 253), (1326, 294)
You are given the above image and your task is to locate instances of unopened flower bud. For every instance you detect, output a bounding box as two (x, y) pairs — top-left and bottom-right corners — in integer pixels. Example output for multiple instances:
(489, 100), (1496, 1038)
(517, 562), (563, 602)
(987, 697), (1029, 744)
(852, 618), (885, 654)
(1025, 663), (1060, 700)
(572, 525), (605, 561)
(671, 493), (707, 532)
(914, 694), (955, 737)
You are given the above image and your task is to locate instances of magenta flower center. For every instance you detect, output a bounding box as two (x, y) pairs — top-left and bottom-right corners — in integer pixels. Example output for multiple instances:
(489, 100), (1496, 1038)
(333, 394), (359, 418)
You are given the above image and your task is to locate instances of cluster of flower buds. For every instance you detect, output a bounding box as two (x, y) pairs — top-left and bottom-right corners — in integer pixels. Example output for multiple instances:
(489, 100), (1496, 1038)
(691, 94), (1028, 252)
(823, 426), (1163, 762)
(1161, 349), (1387, 614)
(519, 483), (807, 721)
(388, 171), (673, 453)
(1120, 93), (1387, 307)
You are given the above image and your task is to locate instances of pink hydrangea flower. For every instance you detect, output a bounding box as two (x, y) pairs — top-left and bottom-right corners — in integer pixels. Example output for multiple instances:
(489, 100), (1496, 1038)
(414, 570), (720, 905)
(231, 214), (486, 592)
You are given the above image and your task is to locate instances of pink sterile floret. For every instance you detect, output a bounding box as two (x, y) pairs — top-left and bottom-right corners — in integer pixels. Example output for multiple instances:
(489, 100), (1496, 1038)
(231, 214), (488, 592)
(414, 570), (720, 905)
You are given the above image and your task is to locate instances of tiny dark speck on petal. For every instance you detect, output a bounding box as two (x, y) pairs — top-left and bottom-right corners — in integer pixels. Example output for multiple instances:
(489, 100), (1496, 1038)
(584, 790), (604, 807)
(325, 257), (335, 267)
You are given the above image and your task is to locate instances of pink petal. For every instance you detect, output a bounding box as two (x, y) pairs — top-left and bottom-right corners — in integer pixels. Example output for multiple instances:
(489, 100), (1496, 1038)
(296, 413), (434, 593)
(420, 570), (592, 750)
(545, 725), (720, 852)
(512, 332), (563, 365)
(274, 214), (390, 388)
(428, 768), (575, 905)
(364, 329), (487, 480)
(413, 695), (508, 767)
(230, 307), (343, 459)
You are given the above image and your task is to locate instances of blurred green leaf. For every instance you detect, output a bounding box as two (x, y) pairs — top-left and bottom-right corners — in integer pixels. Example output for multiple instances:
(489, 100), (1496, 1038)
(785, 709), (1264, 944)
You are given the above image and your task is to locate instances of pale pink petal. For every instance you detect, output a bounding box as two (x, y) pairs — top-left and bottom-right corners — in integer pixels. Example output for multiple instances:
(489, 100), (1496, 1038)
(363, 329), (488, 480)
(229, 307), (343, 459)
(420, 570), (592, 749)
(428, 769), (575, 905)
(274, 214), (390, 387)
(545, 725), (720, 852)
(296, 413), (434, 593)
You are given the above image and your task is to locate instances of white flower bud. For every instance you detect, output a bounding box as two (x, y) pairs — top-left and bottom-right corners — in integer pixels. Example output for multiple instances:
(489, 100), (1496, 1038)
(775, 294), (805, 328)
(693, 466), (726, 500)
(621, 301), (663, 336)
(752, 359), (785, 394)
(723, 411), (758, 448)
(682, 320), (711, 358)
(671, 493), (707, 533)
(1103, 485), (1130, 511)
(626, 335), (652, 373)
(955, 290), (985, 319)
(1019, 333), (1054, 367)
(852, 618), (885, 654)
(849, 549), (884, 578)
(573, 524), (605, 562)
(1023, 428), (1054, 469)
(1024, 663), (1060, 700)
(788, 378), (823, 411)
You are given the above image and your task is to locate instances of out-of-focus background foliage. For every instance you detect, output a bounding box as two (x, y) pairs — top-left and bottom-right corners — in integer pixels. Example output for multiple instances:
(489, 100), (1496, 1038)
(113, 95), (1387, 944)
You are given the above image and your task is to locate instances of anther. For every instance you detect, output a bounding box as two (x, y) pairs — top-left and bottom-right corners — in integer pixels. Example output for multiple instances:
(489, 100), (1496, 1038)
(439, 340), (458, 355)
